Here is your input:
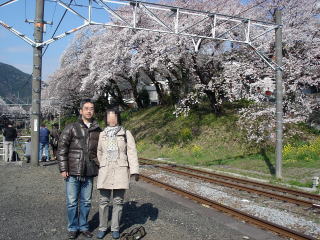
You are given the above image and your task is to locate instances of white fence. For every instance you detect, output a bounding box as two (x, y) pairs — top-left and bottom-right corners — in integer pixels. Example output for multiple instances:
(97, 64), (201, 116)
(0, 136), (31, 162)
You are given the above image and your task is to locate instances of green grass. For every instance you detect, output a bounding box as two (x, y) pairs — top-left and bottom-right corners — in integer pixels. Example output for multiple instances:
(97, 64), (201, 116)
(124, 106), (253, 168)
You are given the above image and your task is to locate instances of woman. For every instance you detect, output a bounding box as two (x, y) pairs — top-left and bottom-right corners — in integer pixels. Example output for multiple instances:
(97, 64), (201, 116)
(96, 109), (139, 239)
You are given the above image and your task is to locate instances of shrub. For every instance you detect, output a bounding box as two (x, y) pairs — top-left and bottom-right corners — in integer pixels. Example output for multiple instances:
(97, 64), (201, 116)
(180, 127), (193, 142)
(191, 144), (203, 158)
(283, 137), (320, 164)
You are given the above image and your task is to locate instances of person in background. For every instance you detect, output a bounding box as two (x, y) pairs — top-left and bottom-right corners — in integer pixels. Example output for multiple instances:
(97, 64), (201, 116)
(2, 123), (17, 162)
(50, 123), (61, 160)
(96, 108), (139, 240)
(39, 123), (50, 162)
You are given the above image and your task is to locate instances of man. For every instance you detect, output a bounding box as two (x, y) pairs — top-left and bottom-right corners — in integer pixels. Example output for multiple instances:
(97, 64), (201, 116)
(39, 123), (50, 162)
(2, 123), (17, 162)
(50, 123), (61, 160)
(57, 99), (101, 239)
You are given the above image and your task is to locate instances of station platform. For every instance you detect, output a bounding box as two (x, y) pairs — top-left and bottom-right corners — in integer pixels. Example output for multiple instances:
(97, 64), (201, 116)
(0, 163), (283, 240)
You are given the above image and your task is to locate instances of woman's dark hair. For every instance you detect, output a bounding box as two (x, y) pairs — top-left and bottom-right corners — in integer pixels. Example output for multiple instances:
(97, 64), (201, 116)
(104, 108), (122, 126)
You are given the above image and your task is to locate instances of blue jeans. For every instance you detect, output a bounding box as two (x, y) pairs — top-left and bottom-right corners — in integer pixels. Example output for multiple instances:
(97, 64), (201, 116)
(39, 143), (50, 161)
(65, 176), (93, 232)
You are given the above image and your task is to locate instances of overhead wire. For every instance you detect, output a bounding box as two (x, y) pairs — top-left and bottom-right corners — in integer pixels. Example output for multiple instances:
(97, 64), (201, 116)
(47, 1), (58, 35)
(42, 0), (73, 56)
(24, 0), (27, 20)
(44, 0), (104, 10)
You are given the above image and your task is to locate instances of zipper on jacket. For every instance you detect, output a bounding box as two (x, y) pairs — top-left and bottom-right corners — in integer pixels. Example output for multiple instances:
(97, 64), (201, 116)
(80, 125), (86, 177)
(81, 126), (90, 176)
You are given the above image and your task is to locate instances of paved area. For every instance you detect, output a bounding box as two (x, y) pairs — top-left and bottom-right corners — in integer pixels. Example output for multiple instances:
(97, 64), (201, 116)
(0, 162), (284, 240)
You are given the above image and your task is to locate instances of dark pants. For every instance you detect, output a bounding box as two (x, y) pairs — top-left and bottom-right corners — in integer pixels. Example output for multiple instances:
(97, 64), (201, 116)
(52, 145), (58, 159)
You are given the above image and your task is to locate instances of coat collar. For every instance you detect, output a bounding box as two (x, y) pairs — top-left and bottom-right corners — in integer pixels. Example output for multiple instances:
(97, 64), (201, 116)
(78, 118), (100, 131)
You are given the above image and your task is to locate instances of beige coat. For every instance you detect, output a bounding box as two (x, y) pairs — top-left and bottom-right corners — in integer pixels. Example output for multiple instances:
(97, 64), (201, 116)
(97, 128), (139, 190)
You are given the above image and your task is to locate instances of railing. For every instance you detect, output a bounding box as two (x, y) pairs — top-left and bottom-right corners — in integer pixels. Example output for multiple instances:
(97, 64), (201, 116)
(0, 136), (31, 162)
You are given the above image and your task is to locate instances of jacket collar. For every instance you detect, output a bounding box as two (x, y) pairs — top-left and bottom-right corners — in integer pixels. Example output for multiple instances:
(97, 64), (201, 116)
(78, 117), (100, 130)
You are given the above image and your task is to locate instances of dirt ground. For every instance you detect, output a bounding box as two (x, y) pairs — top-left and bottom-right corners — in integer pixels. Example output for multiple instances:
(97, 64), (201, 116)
(0, 162), (284, 240)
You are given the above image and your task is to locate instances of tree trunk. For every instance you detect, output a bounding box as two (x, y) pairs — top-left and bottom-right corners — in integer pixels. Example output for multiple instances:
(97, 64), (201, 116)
(204, 90), (221, 115)
(147, 70), (165, 105)
(191, 55), (222, 114)
(108, 80), (128, 109)
(128, 75), (143, 109)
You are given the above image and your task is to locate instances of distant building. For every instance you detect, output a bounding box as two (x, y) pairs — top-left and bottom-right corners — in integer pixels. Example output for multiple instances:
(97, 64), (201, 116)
(144, 85), (159, 105)
(108, 79), (169, 108)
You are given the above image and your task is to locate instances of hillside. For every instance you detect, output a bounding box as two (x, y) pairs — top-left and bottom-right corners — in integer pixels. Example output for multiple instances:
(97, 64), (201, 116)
(0, 62), (32, 102)
(120, 106), (320, 188)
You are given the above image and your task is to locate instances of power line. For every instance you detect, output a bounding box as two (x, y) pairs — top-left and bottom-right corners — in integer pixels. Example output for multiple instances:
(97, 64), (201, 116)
(0, 0), (17, 7)
(42, 0), (73, 56)
(47, 1), (58, 35)
(44, 0), (104, 10)
(24, 0), (27, 19)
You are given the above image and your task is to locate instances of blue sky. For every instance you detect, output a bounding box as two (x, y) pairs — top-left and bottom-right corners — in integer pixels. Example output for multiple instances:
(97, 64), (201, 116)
(0, 0), (115, 80)
(0, 0), (249, 81)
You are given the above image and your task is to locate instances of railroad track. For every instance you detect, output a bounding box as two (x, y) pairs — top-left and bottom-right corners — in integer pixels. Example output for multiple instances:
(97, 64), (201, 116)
(139, 158), (320, 208)
(140, 174), (317, 240)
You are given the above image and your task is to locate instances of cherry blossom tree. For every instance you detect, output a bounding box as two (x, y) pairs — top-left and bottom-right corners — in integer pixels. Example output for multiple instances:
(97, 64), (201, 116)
(45, 0), (319, 142)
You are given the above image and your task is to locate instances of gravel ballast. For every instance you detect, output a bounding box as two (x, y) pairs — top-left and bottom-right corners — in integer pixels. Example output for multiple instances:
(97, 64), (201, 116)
(141, 168), (320, 238)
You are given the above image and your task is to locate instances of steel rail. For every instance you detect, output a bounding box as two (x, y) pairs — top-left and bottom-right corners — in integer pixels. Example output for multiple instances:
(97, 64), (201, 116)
(139, 158), (320, 202)
(154, 164), (317, 207)
(140, 174), (317, 240)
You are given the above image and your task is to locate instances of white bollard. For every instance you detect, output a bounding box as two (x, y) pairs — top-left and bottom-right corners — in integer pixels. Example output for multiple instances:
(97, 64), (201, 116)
(312, 176), (319, 190)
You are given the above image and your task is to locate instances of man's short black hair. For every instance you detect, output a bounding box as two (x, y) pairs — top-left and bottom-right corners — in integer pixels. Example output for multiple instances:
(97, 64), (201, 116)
(79, 99), (94, 110)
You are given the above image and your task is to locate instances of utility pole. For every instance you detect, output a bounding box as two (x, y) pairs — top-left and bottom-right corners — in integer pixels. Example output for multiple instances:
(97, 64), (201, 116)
(58, 105), (61, 130)
(275, 9), (283, 179)
(31, 0), (44, 166)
